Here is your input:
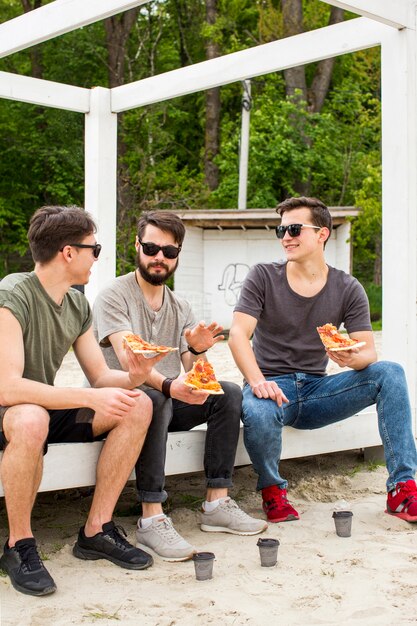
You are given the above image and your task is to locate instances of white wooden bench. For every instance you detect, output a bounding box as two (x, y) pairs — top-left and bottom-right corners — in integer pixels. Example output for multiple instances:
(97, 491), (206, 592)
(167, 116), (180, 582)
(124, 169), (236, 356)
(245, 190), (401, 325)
(0, 408), (383, 496)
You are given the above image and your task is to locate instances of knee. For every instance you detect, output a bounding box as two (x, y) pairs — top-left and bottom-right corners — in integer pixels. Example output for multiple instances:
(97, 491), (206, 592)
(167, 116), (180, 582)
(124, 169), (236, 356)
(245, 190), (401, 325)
(4, 405), (49, 448)
(372, 361), (407, 386)
(216, 381), (242, 423)
(130, 393), (153, 431)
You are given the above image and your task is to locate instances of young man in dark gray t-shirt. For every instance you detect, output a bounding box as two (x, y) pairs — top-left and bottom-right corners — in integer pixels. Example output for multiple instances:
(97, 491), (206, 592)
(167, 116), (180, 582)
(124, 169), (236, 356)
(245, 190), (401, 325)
(229, 196), (417, 525)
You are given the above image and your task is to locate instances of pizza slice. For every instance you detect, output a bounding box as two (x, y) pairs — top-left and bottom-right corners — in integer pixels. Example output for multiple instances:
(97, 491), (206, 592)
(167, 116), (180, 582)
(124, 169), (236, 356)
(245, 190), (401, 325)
(184, 358), (224, 395)
(122, 333), (178, 354)
(317, 323), (366, 352)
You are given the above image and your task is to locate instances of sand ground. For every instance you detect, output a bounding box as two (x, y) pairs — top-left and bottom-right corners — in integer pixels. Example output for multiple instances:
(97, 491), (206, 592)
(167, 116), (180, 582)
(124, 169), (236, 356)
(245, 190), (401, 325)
(2, 333), (417, 626)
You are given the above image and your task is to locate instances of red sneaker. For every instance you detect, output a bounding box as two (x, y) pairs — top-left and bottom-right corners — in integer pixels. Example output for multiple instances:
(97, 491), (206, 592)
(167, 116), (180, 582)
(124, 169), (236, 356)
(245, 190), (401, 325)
(262, 485), (299, 523)
(386, 480), (417, 522)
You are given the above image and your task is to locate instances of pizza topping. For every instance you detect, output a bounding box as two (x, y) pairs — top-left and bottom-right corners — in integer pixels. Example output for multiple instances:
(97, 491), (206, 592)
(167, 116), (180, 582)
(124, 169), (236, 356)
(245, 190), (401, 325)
(316, 323), (366, 352)
(122, 333), (178, 354)
(184, 358), (224, 394)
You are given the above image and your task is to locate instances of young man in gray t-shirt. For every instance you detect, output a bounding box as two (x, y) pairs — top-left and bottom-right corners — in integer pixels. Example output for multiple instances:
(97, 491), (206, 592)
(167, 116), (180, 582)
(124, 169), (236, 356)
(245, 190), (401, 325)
(94, 210), (267, 563)
(229, 196), (417, 525)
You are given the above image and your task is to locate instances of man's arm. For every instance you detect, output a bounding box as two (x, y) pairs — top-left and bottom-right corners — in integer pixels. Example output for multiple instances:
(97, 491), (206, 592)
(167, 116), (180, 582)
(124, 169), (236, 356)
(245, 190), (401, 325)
(228, 311), (288, 406)
(74, 327), (165, 390)
(0, 308), (141, 419)
(326, 330), (377, 371)
(107, 329), (209, 405)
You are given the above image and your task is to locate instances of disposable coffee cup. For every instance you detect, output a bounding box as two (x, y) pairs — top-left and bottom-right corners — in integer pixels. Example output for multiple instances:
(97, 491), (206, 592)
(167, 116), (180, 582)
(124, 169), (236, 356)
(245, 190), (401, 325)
(332, 511), (353, 537)
(192, 552), (215, 580)
(257, 538), (279, 567)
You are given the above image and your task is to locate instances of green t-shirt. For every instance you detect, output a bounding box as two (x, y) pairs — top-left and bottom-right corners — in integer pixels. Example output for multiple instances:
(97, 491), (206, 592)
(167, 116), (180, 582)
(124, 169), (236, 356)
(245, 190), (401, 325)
(0, 272), (92, 385)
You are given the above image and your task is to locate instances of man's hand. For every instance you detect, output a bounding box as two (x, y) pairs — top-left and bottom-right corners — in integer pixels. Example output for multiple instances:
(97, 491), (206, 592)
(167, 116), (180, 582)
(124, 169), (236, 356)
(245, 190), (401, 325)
(250, 380), (289, 407)
(169, 374), (210, 405)
(89, 387), (142, 419)
(125, 347), (168, 388)
(326, 347), (359, 369)
(184, 321), (224, 353)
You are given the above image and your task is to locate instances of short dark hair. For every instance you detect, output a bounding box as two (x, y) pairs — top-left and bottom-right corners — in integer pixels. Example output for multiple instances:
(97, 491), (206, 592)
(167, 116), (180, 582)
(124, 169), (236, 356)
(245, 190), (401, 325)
(28, 205), (96, 264)
(137, 211), (185, 246)
(276, 196), (333, 233)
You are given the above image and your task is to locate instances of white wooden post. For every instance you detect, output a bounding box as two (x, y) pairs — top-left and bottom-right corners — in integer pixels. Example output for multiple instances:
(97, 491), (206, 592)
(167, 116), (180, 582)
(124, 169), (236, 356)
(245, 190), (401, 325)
(238, 80), (251, 210)
(380, 23), (417, 410)
(84, 87), (118, 304)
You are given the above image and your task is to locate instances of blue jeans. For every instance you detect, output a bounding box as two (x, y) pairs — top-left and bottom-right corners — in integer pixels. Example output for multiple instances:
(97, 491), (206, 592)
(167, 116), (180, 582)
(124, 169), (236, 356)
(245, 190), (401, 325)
(242, 361), (417, 492)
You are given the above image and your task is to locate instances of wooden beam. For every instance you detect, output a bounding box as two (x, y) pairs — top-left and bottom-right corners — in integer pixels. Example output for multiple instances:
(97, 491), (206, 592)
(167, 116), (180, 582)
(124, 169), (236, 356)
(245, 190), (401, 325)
(321, 0), (414, 30)
(0, 71), (90, 112)
(0, 0), (149, 59)
(84, 88), (118, 305)
(112, 17), (390, 111)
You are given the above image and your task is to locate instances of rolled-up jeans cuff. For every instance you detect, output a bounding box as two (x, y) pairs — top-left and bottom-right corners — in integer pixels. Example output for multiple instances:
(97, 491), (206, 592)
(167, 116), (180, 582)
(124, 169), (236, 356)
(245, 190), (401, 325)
(206, 477), (233, 489)
(137, 489), (168, 503)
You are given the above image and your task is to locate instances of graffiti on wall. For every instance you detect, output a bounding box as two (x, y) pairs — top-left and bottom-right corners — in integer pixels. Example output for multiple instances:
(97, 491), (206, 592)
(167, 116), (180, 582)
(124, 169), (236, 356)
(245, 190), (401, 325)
(218, 263), (250, 306)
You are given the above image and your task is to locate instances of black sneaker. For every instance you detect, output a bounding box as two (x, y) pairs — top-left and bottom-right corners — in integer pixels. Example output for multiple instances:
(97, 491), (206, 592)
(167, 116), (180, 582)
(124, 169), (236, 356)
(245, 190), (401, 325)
(0, 538), (57, 596)
(73, 521), (153, 570)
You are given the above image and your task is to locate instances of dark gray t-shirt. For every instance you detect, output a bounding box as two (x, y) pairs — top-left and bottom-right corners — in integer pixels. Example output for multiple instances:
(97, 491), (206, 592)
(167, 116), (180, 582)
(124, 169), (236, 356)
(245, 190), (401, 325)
(0, 272), (92, 385)
(93, 272), (196, 380)
(234, 262), (372, 377)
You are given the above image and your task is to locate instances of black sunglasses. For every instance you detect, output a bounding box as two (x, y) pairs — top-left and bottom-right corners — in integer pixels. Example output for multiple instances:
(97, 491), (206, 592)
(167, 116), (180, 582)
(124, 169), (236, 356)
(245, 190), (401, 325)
(275, 223), (321, 239)
(138, 239), (181, 260)
(61, 243), (102, 259)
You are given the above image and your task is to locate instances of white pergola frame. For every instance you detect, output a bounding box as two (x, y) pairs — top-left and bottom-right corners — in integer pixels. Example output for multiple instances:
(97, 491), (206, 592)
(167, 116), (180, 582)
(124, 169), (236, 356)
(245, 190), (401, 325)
(0, 0), (416, 411)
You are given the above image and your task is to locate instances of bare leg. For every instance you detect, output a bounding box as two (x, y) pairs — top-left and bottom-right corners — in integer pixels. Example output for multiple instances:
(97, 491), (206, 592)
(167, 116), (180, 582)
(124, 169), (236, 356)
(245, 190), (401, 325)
(206, 487), (228, 501)
(1, 405), (49, 545)
(142, 503), (164, 517)
(84, 393), (152, 536)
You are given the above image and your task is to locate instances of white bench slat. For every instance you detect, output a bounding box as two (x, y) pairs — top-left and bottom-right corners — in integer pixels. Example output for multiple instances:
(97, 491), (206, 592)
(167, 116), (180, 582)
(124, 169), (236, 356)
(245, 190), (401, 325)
(0, 409), (383, 496)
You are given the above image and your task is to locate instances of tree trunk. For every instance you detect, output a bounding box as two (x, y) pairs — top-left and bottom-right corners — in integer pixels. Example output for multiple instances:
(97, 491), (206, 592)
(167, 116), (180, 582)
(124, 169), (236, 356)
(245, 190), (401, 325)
(282, 0), (307, 103)
(21, 0), (44, 78)
(204, 0), (221, 191)
(104, 9), (140, 273)
(308, 7), (344, 113)
(104, 9), (139, 88)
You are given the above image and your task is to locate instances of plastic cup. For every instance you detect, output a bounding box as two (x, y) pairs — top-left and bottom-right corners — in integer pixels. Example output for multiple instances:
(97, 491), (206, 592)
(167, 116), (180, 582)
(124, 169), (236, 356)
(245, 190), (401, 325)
(192, 552), (215, 580)
(257, 538), (279, 567)
(332, 511), (353, 537)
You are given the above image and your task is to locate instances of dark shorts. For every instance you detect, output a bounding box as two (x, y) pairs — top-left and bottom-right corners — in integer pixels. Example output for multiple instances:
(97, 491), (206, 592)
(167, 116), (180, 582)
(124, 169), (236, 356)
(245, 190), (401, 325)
(0, 405), (101, 453)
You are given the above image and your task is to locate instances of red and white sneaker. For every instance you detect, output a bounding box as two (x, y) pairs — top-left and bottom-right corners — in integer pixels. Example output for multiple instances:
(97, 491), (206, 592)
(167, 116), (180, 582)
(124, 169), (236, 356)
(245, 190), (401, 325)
(386, 480), (417, 522)
(262, 485), (299, 523)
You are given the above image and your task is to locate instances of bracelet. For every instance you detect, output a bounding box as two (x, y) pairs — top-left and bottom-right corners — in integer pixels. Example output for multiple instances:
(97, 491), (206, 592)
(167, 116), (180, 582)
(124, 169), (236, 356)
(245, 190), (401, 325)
(187, 345), (207, 356)
(161, 377), (174, 398)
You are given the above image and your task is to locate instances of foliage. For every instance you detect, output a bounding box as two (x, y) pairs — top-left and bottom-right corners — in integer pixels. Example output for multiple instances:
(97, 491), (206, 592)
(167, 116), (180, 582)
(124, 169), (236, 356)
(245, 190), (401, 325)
(0, 0), (382, 286)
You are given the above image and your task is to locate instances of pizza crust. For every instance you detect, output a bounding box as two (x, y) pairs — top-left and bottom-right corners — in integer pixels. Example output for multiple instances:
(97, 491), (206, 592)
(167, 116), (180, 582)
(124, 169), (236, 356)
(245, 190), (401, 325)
(327, 341), (366, 352)
(122, 335), (178, 354)
(183, 380), (224, 394)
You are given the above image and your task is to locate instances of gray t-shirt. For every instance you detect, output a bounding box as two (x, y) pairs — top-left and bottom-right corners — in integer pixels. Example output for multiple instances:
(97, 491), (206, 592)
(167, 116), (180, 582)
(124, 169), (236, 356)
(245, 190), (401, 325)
(93, 272), (196, 380)
(0, 272), (92, 385)
(234, 262), (372, 377)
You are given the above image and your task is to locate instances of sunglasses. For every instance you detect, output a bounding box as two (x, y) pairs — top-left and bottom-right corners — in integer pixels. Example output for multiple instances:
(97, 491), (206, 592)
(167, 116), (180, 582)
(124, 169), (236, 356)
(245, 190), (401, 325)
(61, 243), (102, 258)
(138, 239), (181, 260)
(275, 223), (321, 239)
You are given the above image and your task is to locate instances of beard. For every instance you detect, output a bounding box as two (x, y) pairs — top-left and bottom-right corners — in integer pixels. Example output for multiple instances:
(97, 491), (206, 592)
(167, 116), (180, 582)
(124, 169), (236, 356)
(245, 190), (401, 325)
(136, 252), (178, 286)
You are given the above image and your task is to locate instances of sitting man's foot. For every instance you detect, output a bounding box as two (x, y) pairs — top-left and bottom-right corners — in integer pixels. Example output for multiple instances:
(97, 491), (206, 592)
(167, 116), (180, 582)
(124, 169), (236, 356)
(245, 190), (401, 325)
(386, 480), (417, 522)
(200, 497), (267, 535)
(136, 515), (196, 562)
(0, 538), (57, 596)
(73, 521), (153, 570)
(262, 485), (299, 522)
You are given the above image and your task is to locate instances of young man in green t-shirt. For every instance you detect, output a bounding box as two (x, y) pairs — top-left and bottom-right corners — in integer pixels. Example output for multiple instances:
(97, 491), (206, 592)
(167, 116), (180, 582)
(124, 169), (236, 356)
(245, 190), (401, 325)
(0, 205), (164, 597)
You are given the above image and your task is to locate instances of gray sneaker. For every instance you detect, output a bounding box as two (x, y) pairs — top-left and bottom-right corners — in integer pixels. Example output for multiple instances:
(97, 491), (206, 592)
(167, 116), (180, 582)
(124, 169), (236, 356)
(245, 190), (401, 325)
(136, 516), (196, 562)
(200, 498), (268, 536)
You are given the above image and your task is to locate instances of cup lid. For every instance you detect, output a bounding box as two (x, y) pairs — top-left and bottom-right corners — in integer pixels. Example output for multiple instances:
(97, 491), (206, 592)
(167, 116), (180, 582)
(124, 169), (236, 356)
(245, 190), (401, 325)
(332, 511), (353, 518)
(257, 538), (280, 547)
(192, 552), (215, 561)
